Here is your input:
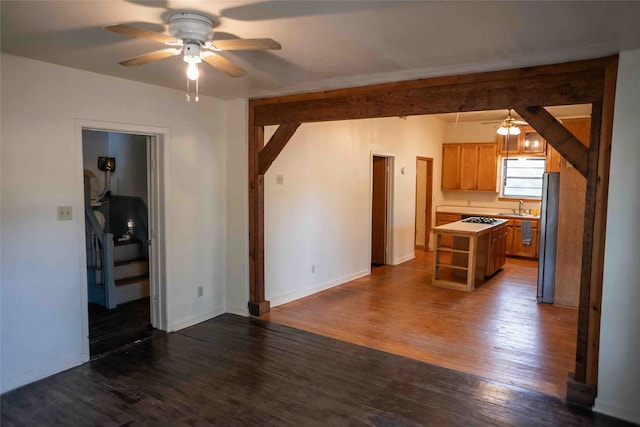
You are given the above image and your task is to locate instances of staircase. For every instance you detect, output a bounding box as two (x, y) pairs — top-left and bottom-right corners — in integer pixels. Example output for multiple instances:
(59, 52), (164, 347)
(89, 236), (150, 308)
(113, 239), (150, 305)
(85, 188), (151, 309)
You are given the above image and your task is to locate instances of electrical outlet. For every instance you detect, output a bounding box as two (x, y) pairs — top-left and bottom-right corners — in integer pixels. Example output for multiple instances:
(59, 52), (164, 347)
(276, 175), (284, 185)
(197, 286), (203, 297)
(57, 206), (72, 221)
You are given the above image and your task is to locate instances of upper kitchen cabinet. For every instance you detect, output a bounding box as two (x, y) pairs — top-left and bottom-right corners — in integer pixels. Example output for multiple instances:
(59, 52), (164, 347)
(442, 143), (497, 192)
(498, 126), (546, 155)
(546, 144), (563, 172)
(442, 144), (461, 190)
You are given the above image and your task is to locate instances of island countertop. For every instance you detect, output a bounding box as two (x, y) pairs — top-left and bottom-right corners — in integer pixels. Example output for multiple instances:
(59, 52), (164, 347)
(436, 205), (540, 220)
(432, 218), (509, 292)
(433, 218), (508, 236)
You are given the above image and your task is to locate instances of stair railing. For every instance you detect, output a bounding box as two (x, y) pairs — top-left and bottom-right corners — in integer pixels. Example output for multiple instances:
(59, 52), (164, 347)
(85, 206), (116, 308)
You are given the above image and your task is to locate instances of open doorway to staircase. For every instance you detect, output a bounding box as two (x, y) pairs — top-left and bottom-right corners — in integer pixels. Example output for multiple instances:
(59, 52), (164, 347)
(82, 129), (157, 356)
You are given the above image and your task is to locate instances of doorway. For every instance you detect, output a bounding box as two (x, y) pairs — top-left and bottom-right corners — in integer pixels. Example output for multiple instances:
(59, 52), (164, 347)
(415, 157), (433, 251)
(81, 129), (160, 357)
(371, 155), (393, 266)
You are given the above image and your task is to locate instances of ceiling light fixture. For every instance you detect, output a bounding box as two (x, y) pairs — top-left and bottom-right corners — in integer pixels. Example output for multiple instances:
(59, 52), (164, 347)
(183, 43), (201, 102)
(497, 109), (522, 136)
(104, 11), (281, 104)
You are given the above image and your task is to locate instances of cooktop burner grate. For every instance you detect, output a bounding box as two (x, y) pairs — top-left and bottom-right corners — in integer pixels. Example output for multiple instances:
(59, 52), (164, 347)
(461, 216), (498, 224)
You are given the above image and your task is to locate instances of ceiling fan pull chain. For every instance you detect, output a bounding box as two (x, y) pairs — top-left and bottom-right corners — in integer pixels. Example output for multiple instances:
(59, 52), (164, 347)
(186, 77), (191, 102)
(195, 78), (199, 102)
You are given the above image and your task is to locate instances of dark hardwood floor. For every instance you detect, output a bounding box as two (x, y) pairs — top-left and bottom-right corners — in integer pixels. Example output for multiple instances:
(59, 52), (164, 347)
(264, 251), (578, 398)
(89, 297), (157, 357)
(1, 315), (630, 426)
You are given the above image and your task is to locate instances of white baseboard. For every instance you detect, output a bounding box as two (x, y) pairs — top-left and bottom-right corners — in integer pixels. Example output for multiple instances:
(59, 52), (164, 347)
(393, 253), (415, 265)
(226, 304), (249, 317)
(1, 352), (87, 394)
(595, 398), (640, 425)
(169, 304), (226, 332)
(270, 269), (370, 308)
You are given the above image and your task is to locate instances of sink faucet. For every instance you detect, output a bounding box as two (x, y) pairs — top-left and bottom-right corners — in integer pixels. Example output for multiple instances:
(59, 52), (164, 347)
(518, 200), (524, 215)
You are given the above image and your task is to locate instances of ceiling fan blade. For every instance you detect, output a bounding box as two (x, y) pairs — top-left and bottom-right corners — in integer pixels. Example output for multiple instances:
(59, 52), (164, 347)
(119, 49), (179, 66)
(202, 52), (247, 77)
(208, 38), (281, 51)
(104, 24), (180, 45)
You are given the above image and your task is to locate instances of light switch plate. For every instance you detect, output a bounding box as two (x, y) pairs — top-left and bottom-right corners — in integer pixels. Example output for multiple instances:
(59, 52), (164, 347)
(57, 206), (72, 221)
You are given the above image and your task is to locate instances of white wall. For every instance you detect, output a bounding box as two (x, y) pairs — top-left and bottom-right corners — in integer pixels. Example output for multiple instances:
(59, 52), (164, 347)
(225, 99), (250, 315)
(595, 49), (640, 424)
(263, 116), (445, 307)
(0, 54), (227, 392)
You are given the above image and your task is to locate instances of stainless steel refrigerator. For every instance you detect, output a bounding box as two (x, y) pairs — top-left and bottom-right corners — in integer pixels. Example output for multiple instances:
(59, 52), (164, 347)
(537, 172), (560, 304)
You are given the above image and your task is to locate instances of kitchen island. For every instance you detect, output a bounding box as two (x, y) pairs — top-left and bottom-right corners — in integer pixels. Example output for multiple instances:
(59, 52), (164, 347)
(432, 218), (508, 292)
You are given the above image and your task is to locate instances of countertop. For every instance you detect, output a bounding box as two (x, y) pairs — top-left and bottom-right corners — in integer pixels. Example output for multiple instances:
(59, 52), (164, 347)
(436, 205), (540, 220)
(433, 218), (508, 236)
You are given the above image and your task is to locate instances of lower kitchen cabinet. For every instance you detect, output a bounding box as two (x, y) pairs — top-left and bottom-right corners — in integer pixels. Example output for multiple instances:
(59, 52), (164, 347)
(488, 223), (508, 275)
(506, 219), (539, 258)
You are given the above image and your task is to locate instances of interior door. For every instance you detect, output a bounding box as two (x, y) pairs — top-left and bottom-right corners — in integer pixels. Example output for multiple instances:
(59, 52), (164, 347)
(415, 157), (433, 251)
(371, 156), (387, 265)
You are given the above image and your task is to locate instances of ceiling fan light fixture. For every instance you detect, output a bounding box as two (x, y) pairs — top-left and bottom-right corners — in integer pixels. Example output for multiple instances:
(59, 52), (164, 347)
(183, 44), (202, 81)
(496, 109), (521, 136)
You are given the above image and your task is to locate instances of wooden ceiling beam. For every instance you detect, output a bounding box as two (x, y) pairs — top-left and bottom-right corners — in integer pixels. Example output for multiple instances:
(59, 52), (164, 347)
(514, 106), (589, 177)
(258, 122), (301, 175)
(252, 63), (608, 126)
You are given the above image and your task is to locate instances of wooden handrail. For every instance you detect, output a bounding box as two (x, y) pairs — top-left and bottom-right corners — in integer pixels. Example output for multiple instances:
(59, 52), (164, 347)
(85, 206), (105, 246)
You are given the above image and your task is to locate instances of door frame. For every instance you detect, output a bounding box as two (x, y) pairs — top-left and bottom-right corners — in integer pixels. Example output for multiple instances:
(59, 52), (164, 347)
(74, 119), (170, 361)
(415, 157), (434, 251)
(370, 153), (394, 265)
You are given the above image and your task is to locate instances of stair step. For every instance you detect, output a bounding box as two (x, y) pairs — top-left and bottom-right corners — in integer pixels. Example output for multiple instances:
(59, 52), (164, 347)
(114, 275), (150, 306)
(114, 259), (148, 280)
(115, 274), (149, 287)
(113, 240), (141, 262)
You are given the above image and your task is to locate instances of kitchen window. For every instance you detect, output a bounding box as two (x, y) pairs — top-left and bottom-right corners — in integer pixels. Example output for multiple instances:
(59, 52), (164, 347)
(500, 157), (546, 199)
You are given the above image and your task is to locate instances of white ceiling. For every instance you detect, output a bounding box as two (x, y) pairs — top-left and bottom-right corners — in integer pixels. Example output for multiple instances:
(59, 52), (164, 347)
(2, 1), (640, 101)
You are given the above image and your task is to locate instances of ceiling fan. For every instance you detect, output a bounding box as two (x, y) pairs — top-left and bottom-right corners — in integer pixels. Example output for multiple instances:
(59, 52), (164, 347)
(482, 109), (528, 135)
(104, 12), (281, 100)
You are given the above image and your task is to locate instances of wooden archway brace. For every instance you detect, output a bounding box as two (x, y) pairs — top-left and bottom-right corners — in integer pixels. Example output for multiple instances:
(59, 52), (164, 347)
(514, 106), (588, 178)
(258, 122), (301, 175)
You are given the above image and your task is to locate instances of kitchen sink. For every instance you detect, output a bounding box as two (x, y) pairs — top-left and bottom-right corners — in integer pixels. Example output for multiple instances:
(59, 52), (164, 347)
(498, 212), (531, 217)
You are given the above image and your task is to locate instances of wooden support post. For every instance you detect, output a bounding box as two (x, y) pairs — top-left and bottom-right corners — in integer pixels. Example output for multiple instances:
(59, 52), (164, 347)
(248, 105), (269, 316)
(513, 106), (588, 177)
(569, 57), (617, 405)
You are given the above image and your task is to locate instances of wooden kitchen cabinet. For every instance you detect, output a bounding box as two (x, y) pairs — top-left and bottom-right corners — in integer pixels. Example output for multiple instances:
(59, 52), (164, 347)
(488, 223), (508, 275)
(477, 144), (498, 191)
(441, 143), (497, 192)
(498, 126), (546, 156)
(511, 220), (539, 258)
(442, 145), (460, 190)
(505, 221), (514, 254)
(459, 144), (478, 190)
(499, 217), (540, 259)
(546, 144), (564, 172)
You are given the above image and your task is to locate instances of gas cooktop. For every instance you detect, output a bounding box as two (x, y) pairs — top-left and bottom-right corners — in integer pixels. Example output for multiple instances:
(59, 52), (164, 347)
(461, 216), (498, 224)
